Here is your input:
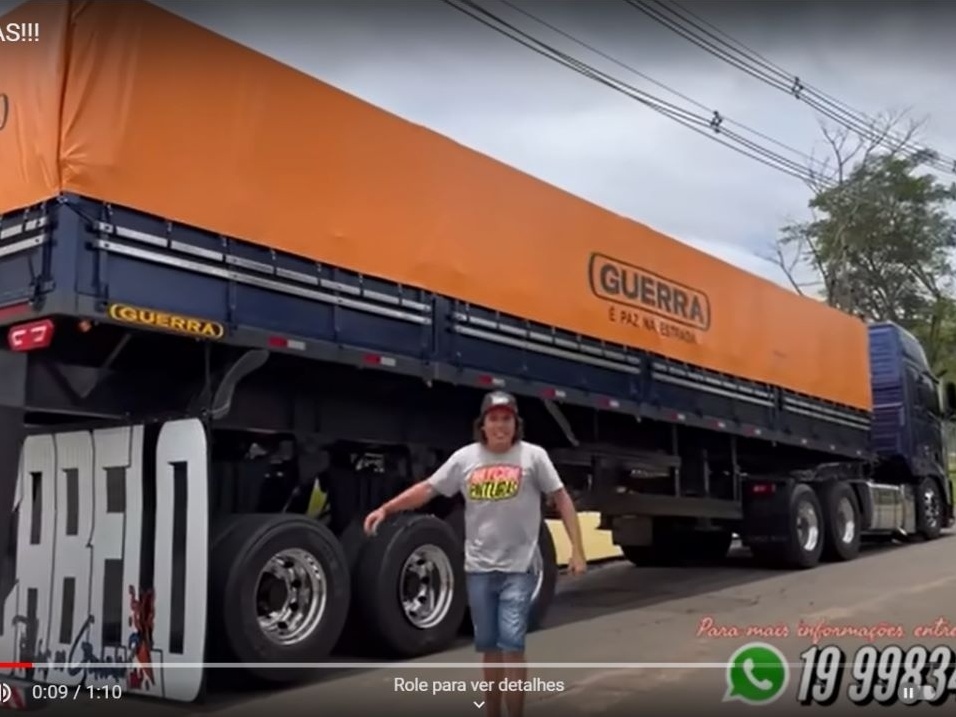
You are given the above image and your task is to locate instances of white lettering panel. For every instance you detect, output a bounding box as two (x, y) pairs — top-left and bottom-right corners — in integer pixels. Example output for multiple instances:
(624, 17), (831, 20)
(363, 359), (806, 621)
(0, 444), (25, 670)
(0, 420), (209, 702)
(15, 435), (57, 672)
(47, 432), (95, 685)
(148, 419), (208, 702)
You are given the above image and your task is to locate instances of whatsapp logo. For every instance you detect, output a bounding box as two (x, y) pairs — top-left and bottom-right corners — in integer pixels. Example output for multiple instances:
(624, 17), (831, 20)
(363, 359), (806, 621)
(724, 642), (789, 705)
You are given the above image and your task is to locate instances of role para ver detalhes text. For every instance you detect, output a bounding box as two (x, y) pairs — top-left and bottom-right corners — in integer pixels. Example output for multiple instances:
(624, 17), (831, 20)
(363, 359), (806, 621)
(393, 677), (565, 696)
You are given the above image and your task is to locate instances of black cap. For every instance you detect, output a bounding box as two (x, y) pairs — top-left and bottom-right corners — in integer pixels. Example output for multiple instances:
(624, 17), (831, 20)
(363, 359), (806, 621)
(480, 390), (519, 417)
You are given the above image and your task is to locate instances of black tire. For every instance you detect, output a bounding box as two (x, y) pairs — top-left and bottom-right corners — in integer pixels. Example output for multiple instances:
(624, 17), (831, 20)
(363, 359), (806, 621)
(208, 514), (351, 683)
(820, 482), (861, 562)
(444, 508), (475, 635)
(353, 513), (467, 657)
(337, 518), (368, 572)
(916, 476), (944, 540)
(529, 521), (558, 631)
(445, 508), (558, 635)
(752, 483), (824, 569)
(330, 518), (373, 654)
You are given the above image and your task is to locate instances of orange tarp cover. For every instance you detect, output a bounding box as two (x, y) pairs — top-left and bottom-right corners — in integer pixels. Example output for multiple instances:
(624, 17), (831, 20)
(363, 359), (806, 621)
(0, 0), (872, 411)
(0, 1), (67, 212)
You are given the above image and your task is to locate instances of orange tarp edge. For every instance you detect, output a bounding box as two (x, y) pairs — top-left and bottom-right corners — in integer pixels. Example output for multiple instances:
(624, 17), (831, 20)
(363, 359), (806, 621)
(54, 1), (872, 409)
(0, 1), (69, 214)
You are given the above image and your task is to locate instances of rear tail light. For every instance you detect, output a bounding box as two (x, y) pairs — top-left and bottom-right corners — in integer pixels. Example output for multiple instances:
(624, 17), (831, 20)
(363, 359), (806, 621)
(8, 319), (54, 351)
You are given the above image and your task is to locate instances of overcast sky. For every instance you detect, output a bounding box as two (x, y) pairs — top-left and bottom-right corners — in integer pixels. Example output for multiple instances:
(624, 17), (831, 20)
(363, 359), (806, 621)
(5, 0), (955, 290)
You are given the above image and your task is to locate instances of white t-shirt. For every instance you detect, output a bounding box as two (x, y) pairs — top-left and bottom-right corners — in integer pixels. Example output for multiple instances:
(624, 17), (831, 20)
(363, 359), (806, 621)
(427, 440), (563, 573)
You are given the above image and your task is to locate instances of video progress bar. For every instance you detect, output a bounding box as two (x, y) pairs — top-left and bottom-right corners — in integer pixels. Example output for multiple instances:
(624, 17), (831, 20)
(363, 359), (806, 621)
(0, 662), (760, 670)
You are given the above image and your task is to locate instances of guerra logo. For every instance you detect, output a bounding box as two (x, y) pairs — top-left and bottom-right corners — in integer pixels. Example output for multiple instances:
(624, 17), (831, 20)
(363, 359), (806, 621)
(588, 252), (712, 331)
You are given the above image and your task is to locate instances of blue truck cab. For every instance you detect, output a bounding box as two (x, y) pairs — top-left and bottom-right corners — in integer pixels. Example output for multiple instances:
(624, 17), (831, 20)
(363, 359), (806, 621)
(869, 321), (954, 521)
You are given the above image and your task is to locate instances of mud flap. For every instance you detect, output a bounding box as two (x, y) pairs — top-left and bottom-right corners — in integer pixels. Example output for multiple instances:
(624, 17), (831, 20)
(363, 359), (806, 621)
(0, 407), (211, 703)
(741, 478), (794, 548)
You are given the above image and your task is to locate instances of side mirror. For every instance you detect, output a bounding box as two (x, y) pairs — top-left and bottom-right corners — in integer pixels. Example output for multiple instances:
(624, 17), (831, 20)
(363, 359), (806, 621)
(945, 381), (956, 417)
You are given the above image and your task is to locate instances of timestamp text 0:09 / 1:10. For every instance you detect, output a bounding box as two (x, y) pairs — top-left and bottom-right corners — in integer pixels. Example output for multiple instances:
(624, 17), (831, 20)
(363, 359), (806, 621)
(31, 683), (124, 700)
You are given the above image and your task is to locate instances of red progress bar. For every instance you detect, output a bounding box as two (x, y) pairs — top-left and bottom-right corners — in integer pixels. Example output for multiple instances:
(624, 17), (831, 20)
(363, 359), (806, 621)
(0, 662), (32, 669)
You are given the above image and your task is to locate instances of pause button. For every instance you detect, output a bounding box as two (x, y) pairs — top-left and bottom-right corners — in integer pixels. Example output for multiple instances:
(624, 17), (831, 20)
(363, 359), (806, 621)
(898, 681), (938, 704)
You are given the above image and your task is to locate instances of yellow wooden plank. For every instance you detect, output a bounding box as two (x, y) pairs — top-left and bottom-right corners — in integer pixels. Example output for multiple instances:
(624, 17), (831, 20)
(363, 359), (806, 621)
(547, 512), (621, 565)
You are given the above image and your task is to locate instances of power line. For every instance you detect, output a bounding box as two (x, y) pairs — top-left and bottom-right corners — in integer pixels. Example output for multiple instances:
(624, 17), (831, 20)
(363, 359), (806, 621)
(626, 0), (956, 176)
(641, 0), (927, 155)
(448, 0), (821, 183)
(496, 0), (823, 172)
(441, 0), (834, 187)
(623, 0), (905, 151)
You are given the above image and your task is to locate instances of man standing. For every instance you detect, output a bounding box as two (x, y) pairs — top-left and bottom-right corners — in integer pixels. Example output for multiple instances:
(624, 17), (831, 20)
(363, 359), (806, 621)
(364, 390), (587, 717)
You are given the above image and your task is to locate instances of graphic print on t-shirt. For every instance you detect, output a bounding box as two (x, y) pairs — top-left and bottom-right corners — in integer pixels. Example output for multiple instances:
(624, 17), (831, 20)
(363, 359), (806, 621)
(466, 464), (523, 501)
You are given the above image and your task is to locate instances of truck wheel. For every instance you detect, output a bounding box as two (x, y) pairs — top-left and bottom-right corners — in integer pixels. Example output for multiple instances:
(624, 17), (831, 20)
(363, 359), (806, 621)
(752, 483), (824, 569)
(916, 476), (943, 540)
(529, 521), (558, 631)
(354, 513), (467, 657)
(209, 514), (351, 683)
(820, 482), (861, 562)
(443, 508), (477, 635)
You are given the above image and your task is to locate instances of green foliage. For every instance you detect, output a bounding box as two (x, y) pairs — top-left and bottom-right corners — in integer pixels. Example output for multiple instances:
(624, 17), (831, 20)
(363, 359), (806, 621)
(778, 146), (956, 376)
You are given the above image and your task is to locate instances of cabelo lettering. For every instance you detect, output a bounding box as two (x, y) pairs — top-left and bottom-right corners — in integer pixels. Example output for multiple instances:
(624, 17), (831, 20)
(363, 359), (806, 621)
(0, 420), (209, 702)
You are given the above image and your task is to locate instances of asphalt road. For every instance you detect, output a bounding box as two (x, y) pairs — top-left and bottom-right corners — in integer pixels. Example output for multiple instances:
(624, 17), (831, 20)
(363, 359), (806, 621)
(42, 533), (956, 716)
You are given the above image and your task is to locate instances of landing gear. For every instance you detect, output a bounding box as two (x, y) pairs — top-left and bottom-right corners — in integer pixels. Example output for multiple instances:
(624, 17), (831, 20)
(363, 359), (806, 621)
(621, 525), (733, 567)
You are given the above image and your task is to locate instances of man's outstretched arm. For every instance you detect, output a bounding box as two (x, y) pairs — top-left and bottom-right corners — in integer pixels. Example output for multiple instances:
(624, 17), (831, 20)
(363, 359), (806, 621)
(364, 480), (438, 534)
(381, 480), (438, 515)
(365, 453), (462, 535)
(535, 446), (586, 572)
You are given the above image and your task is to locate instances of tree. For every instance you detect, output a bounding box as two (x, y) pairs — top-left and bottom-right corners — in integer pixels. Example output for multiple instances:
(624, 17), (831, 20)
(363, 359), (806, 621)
(773, 112), (956, 375)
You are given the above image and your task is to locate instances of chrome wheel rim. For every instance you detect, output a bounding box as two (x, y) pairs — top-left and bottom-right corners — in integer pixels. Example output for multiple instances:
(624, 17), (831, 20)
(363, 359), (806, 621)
(530, 545), (544, 604)
(923, 485), (941, 530)
(400, 544), (455, 629)
(256, 548), (328, 645)
(836, 496), (857, 544)
(797, 500), (820, 552)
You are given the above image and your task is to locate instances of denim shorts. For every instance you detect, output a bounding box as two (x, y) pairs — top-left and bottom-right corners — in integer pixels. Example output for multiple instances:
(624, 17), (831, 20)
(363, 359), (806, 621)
(465, 570), (537, 653)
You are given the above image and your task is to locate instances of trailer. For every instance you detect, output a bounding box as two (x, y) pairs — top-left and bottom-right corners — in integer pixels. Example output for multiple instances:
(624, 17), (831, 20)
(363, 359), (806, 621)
(0, 0), (954, 705)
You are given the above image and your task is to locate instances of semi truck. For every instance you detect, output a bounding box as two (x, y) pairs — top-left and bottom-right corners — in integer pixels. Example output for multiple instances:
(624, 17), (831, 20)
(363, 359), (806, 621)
(0, 0), (953, 705)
